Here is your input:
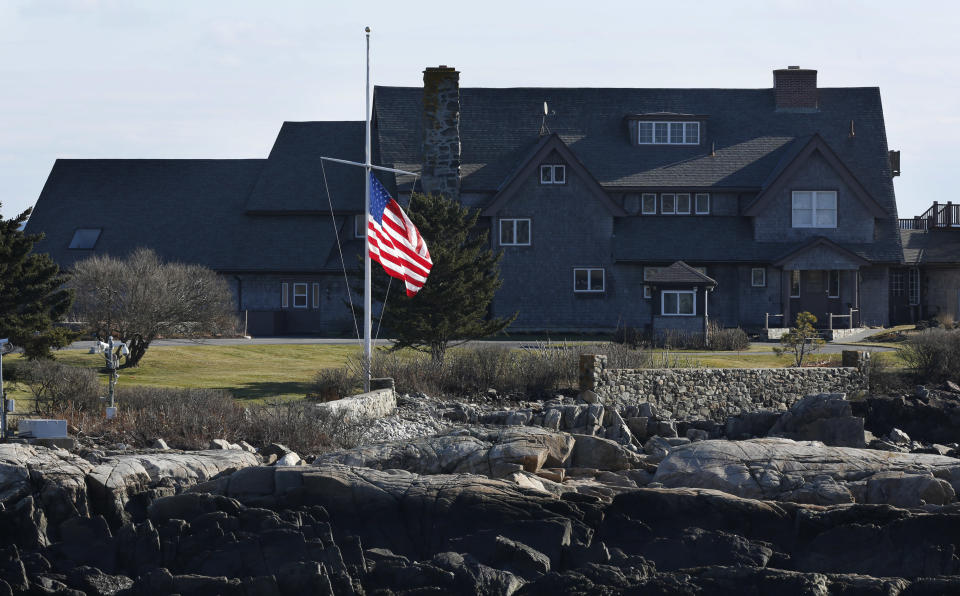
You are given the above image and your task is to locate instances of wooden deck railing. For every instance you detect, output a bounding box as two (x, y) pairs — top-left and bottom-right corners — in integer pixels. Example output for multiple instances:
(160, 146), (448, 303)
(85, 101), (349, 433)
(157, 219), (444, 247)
(901, 201), (960, 230)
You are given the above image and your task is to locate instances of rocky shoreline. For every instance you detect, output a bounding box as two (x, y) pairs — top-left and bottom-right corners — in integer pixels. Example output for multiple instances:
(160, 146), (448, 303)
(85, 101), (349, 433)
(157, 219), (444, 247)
(2, 387), (960, 595)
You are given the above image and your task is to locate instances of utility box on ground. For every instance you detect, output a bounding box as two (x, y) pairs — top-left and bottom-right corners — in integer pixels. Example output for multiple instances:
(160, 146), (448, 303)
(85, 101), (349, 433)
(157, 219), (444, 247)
(18, 419), (68, 439)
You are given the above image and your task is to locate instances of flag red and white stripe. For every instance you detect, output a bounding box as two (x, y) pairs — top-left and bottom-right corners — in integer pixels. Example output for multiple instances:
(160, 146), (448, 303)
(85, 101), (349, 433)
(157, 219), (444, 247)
(368, 174), (432, 296)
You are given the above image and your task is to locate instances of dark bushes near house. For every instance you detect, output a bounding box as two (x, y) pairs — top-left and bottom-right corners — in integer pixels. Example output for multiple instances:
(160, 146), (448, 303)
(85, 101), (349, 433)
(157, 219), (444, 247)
(707, 324), (750, 351)
(898, 328), (960, 383)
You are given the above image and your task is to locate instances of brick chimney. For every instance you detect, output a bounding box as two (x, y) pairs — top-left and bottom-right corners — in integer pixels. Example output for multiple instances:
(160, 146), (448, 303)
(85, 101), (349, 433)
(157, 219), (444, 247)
(773, 66), (818, 111)
(421, 66), (461, 200)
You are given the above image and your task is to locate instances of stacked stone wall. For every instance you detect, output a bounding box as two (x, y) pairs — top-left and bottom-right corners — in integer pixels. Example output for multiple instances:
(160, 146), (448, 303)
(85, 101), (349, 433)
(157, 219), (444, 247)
(581, 355), (864, 422)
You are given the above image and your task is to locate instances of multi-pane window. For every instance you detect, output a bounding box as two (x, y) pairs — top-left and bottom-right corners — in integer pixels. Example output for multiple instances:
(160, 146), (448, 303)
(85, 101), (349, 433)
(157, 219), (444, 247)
(828, 270), (840, 298)
(574, 268), (605, 293)
(281, 283), (289, 308)
(752, 268), (766, 287)
(909, 268), (920, 306)
(676, 193), (691, 215)
(662, 290), (695, 316)
(792, 191), (837, 228)
(68, 228), (101, 249)
(637, 121), (700, 145)
(790, 270), (801, 297)
(889, 271), (904, 296)
(661, 194), (676, 214)
(312, 283), (320, 309)
(354, 214), (366, 238)
(293, 283), (308, 308)
(695, 193), (710, 214)
(499, 218), (531, 246)
(540, 165), (565, 184)
(641, 193), (657, 214)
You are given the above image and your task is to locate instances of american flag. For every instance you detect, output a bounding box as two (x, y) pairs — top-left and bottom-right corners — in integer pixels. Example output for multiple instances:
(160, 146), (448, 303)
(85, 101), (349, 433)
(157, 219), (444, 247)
(367, 174), (433, 296)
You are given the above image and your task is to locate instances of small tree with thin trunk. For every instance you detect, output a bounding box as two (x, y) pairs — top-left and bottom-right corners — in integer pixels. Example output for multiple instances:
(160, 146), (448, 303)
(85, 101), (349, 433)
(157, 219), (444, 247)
(774, 311), (825, 366)
(69, 248), (238, 367)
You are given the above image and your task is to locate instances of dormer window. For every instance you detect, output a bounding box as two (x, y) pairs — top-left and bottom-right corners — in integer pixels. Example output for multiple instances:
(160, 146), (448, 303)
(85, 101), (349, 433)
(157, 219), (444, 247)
(636, 121), (700, 145)
(540, 165), (565, 184)
(68, 228), (101, 249)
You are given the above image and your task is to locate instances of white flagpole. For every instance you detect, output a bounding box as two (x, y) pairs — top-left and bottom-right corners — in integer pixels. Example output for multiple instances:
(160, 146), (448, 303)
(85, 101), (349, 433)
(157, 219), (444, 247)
(363, 27), (372, 392)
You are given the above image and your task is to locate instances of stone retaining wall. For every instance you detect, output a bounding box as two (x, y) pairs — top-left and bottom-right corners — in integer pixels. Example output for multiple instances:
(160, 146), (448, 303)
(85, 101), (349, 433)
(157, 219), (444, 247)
(580, 355), (865, 422)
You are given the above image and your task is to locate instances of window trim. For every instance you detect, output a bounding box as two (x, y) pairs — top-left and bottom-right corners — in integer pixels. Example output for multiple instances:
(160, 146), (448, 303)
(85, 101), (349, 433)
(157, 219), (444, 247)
(641, 193), (657, 215)
(828, 270), (840, 298)
(312, 283), (320, 309)
(661, 193), (676, 215)
(661, 290), (696, 316)
(68, 228), (102, 250)
(540, 164), (566, 185)
(499, 218), (531, 246)
(281, 283), (289, 308)
(792, 190), (838, 229)
(695, 193), (710, 215)
(636, 121), (701, 145)
(751, 268), (766, 288)
(676, 193), (691, 215)
(643, 285), (652, 299)
(293, 283), (308, 309)
(890, 270), (904, 296)
(573, 268), (605, 293)
(790, 270), (801, 298)
(908, 268), (920, 306)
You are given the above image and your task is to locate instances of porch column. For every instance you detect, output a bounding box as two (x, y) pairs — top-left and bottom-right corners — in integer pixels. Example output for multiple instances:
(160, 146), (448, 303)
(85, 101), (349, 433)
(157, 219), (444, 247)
(781, 268), (792, 327)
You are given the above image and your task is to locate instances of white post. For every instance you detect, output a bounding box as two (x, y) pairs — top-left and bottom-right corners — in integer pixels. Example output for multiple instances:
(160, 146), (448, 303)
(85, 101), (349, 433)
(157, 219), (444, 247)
(363, 27), (372, 393)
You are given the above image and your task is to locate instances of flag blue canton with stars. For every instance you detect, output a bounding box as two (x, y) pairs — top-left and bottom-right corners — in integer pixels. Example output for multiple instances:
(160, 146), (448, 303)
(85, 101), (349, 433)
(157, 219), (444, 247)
(369, 175), (390, 224)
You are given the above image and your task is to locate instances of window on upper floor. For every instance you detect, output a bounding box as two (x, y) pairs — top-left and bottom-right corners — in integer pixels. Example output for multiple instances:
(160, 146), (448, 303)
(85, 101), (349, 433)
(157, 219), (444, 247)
(500, 218), (531, 246)
(636, 121), (700, 145)
(662, 290), (695, 316)
(574, 268), (605, 293)
(792, 191), (837, 228)
(540, 165), (565, 184)
(752, 268), (766, 287)
(661, 194), (676, 215)
(641, 193), (657, 215)
(695, 193), (710, 214)
(676, 193), (691, 215)
(68, 228), (101, 249)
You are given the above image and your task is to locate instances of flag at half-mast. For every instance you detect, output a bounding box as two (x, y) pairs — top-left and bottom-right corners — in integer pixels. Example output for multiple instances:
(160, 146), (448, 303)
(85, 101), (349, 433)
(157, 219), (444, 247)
(367, 174), (433, 296)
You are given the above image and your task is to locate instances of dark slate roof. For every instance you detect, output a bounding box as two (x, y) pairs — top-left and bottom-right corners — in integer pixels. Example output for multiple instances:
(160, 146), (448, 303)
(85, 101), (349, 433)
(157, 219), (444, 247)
(901, 230), (960, 265)
(245, 121), (368, 213)
(645, 261), (717, 285)
(26, 159), (356, 272)
(615, 217), (901, 264)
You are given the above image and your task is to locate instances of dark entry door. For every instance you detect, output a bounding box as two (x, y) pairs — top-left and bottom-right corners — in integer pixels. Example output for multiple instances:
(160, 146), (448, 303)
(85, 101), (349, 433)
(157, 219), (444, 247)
(800, 270), (829, 325)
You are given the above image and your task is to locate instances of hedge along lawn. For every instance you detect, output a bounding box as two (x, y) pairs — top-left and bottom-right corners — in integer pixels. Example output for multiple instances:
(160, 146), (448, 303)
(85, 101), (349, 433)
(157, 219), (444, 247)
(10, 344), (361, 404)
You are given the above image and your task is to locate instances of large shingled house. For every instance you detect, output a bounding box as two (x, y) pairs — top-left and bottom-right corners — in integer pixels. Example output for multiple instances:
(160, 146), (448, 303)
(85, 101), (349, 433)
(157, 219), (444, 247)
(27, 65), (923, 336)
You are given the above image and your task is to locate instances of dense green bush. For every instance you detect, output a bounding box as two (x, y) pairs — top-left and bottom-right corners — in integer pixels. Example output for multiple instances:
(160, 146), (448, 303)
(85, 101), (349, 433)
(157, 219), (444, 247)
(898, 328), (960, 383)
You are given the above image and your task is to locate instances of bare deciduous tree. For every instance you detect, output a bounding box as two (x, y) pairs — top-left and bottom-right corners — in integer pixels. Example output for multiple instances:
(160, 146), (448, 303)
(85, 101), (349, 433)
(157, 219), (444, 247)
(70, 248), (238, 367)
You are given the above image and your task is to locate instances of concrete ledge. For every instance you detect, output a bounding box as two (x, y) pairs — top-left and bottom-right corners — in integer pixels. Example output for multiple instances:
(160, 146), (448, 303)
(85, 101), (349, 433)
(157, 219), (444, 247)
(315, 388), (396, 423)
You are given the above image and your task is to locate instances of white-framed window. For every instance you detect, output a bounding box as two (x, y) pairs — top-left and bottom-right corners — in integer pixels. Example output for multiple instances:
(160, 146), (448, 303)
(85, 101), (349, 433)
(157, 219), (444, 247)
(752, 268), (766, 287)
(790, 270), (801, 298)
(312, 283), (320, 309)
(792, 191), (837, 228)
(68, 228), (101, 249)
(908, 268), (920, 306)
(354, 214), (366, 238)
(695, 193), (710, 214)
(828, 270), (840, 298)
(676, 193), (691, 215)
(293, 283), (308, 308)
(641, 193), (657, 215)
(636, 121), (700, 145)
(661, 194), (676, 215)
(540, 165), (566, 184)
(643, 285), (652, 299)
(499, 218), (531, 246)
(574, 268), (605, 293)
(661, 290), (696, 316)
(890, 271), (904, 296)
(281, 283), (289, 308)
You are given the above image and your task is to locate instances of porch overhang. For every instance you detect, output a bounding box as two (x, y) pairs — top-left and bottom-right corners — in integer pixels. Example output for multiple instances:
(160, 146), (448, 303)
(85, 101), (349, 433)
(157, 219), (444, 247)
(773, 237), (871, 270)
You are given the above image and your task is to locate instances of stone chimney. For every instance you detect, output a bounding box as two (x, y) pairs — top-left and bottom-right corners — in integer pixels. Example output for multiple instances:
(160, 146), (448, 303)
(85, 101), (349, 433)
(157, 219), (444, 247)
(421, 66), (461, 200)
(773, 66), (818, 111)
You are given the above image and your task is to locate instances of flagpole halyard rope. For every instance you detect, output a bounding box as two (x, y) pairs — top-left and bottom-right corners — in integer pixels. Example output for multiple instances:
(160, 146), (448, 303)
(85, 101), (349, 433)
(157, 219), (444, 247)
(320, 158), (363, 347)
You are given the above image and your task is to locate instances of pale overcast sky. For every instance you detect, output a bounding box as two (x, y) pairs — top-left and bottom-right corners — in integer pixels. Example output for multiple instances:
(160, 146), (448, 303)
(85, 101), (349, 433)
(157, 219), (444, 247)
(1, 0), (957, 219)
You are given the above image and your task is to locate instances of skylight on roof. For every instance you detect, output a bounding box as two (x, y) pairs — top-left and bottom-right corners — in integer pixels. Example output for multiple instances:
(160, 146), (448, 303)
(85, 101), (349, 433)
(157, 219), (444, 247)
(68, 228), (101, 249)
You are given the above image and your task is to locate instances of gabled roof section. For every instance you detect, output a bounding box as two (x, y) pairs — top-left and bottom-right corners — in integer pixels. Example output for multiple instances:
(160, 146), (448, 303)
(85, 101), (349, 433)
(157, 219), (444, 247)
(645, 261), (717, 286)
(481, 134), (626, 217)
(744, 134), (886, 218)
(901, 229), (960, 265)
(245, 121), (367, 213)
(772, 236), (871, 268)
